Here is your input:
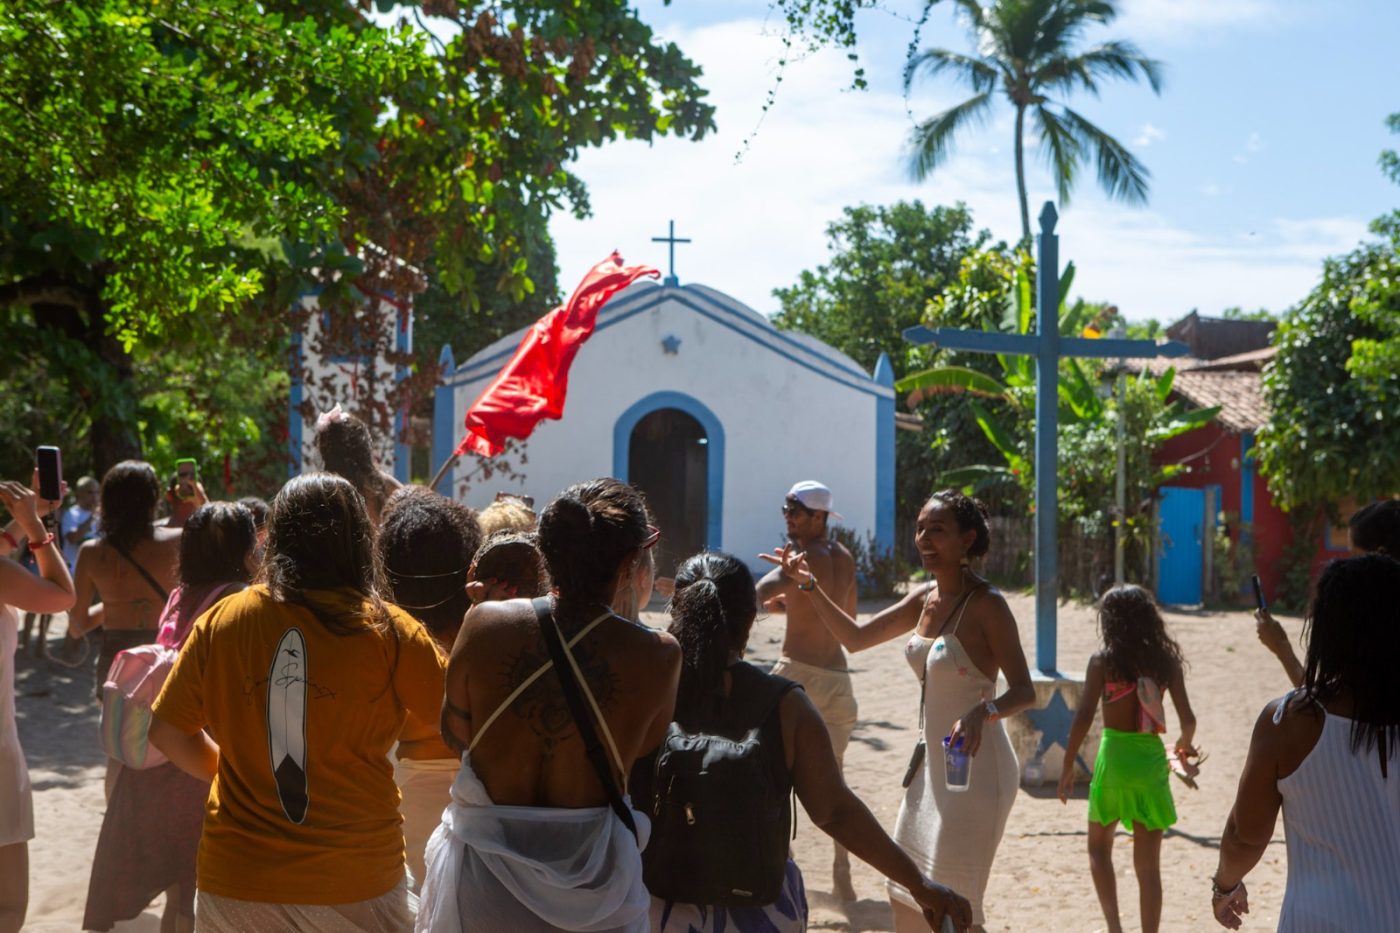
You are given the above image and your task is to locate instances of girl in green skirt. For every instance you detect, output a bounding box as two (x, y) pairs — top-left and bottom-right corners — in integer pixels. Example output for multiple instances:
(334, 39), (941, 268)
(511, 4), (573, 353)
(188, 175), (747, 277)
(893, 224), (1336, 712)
(1059, 585), (1198, 933)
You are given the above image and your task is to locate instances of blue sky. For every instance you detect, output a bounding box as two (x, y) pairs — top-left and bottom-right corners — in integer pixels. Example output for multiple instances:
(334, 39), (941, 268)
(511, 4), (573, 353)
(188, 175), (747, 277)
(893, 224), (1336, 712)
(548, 0), (1400, 327)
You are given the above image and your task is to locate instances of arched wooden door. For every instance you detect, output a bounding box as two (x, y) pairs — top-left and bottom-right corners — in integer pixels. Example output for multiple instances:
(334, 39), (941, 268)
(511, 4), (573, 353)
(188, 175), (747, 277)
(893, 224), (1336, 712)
(627, 408), (708, 577)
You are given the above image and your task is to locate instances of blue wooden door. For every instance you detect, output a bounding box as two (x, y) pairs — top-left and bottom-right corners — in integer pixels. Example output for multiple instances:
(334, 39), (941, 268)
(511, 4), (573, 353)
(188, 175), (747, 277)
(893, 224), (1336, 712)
(1158, 486), (1205, 605)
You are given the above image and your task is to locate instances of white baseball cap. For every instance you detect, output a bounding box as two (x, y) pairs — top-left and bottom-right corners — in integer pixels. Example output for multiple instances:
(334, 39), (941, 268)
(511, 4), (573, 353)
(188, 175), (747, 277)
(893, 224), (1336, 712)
(786, 480), (843, 521)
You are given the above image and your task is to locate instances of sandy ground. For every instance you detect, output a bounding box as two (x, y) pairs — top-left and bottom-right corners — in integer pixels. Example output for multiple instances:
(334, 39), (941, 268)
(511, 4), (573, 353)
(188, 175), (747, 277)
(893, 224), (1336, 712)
(14, 592), (1299, 932)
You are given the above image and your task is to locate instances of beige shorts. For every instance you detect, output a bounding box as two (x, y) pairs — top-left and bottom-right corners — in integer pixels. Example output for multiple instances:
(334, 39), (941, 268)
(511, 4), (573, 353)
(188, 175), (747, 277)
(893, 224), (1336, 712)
(770, 656), (858, 762)
(395, 756), (459, 893)
(195, 877), (414, 932)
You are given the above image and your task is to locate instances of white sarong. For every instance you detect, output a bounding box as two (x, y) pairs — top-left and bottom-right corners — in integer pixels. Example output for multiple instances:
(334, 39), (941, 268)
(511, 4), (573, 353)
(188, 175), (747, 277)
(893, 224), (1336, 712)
(415, 758), (651, 933)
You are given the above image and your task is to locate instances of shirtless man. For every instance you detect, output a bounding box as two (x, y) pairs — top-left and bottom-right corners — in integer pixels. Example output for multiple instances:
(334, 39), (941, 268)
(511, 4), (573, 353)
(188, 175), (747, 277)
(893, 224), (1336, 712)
(756, 480), (859, 900)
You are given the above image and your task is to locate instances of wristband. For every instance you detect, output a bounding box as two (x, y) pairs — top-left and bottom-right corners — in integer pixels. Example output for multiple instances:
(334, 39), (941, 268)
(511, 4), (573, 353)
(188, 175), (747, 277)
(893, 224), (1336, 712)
(1, 530), (16, 550)
(983, 700), (1000, 722)
(797, 573), (816, 592)
(1211, 877), (1242, 899)
(26, 532), (56, 551)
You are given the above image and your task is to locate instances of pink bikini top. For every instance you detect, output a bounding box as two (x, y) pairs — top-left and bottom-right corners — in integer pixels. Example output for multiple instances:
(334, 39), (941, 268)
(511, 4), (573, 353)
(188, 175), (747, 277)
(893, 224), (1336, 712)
(1103, 677), (1167, 735)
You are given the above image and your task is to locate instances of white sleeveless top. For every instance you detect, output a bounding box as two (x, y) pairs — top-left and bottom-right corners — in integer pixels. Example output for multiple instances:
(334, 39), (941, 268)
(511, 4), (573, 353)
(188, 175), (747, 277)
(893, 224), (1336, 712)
(1276, 704), (1400, 932)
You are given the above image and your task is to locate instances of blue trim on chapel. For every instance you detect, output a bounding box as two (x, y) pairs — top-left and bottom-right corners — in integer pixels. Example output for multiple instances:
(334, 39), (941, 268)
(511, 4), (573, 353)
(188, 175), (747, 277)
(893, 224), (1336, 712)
(433, 345), (457, 493)
(612, 391), (724, 552)
(447, 285), (892, 401)
(873, 353), (896, 557)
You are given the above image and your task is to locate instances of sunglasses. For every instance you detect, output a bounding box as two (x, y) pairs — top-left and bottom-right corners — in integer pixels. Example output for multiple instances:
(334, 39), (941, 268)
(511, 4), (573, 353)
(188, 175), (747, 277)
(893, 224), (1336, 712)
(781, 503), (815, 517)
(494, 492), (535, 508)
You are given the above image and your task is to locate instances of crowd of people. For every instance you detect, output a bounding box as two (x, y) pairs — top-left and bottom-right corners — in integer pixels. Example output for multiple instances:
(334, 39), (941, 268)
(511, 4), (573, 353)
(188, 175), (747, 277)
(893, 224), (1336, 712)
(0, 408), (1397, 932)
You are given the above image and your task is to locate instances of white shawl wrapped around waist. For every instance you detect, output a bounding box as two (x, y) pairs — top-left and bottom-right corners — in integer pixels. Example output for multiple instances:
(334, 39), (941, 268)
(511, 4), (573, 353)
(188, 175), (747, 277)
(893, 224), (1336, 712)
(416, 758), (651, 932)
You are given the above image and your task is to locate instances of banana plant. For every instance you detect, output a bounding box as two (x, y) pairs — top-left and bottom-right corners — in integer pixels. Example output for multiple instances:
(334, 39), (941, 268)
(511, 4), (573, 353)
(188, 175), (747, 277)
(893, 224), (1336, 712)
(896, 262), (1220, 492)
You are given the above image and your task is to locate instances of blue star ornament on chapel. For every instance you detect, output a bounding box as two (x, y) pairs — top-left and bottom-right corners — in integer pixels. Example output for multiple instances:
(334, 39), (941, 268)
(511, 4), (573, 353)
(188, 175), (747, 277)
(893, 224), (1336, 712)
(660, 334), (682, 355)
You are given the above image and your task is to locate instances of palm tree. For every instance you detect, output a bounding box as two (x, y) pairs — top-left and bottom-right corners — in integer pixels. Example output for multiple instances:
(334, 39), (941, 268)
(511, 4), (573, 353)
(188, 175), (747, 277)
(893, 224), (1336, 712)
(906, 0), (1163, 245)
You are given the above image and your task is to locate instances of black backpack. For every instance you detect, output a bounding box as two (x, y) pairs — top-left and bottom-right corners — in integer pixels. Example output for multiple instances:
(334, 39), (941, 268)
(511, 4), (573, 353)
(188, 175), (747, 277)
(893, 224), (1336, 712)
(638, 662), (799, 907)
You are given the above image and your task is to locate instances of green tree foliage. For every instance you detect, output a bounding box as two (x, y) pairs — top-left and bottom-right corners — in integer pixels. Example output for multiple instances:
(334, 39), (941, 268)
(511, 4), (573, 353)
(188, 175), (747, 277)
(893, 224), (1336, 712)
(905, 0), (1162, 244)
(1346, 111), (1400, 383)
(771, 202), (996, 370)
(770, 202), (1012, 558)
(0, 0), (715, 475)
(1256, 239), (1400, 512)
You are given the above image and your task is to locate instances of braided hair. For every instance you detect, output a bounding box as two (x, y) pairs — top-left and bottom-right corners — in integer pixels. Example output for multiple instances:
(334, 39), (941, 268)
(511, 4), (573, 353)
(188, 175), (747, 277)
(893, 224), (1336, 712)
(668, 552), (757, 729)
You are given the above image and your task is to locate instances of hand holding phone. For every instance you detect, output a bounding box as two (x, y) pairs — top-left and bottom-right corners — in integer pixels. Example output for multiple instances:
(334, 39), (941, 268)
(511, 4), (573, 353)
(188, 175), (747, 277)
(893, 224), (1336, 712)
(1251, 574), (1266, 612)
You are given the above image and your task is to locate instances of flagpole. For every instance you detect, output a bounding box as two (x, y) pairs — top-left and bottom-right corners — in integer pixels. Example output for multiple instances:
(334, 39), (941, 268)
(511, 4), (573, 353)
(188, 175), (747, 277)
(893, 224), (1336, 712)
(427, 452), (459, 493)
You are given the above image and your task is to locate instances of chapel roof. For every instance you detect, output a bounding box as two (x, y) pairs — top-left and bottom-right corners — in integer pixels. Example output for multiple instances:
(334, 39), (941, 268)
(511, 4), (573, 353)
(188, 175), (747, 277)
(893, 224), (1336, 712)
(447, 280), (887, 397)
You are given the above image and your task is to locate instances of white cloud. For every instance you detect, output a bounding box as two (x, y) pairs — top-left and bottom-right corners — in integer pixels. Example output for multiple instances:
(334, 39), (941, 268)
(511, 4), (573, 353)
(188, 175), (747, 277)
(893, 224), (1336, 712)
(1245, 131), (1266, 153)
(1134, 123), (1167, 147)
(548, 17), (1366, 337)
(1201, 183), (1224, 197)
(1115, 0), (1278, 41)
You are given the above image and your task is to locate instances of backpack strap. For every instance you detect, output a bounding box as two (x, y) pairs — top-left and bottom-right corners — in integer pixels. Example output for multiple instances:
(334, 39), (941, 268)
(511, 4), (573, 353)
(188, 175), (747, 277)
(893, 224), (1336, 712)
(534, 597), (639, 842)
(111, 543), (170, 603)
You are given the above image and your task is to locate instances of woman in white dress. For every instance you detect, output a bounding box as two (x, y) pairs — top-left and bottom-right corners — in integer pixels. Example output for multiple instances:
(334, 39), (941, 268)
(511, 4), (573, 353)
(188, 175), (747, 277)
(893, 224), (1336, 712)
(0, 477), (76, 932)
(763, 489), (1035, 932)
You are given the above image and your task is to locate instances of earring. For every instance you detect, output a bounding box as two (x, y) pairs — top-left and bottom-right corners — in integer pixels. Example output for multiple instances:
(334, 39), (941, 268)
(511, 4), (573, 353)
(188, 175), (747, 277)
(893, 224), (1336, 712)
(959, 554), (970, 569)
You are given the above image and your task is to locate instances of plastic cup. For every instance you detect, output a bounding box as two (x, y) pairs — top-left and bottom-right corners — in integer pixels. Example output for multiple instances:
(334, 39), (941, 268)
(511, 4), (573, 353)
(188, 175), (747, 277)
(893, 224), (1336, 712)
(943, 735), (970, 792)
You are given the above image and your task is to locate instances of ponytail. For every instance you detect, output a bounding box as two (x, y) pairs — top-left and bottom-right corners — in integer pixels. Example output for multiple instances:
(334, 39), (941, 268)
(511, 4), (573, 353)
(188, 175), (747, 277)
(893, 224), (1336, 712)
(669, 578), (731, 726)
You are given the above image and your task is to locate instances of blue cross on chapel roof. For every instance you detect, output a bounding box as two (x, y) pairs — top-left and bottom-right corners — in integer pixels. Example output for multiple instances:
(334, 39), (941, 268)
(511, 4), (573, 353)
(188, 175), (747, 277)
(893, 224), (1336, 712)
(904, 202), (1189, 674)
(651, 220), (691, 287)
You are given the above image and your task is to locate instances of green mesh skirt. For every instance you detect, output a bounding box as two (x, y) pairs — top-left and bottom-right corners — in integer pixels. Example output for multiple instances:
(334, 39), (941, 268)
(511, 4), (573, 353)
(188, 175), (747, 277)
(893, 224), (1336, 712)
(1087, 728), (1177, 832)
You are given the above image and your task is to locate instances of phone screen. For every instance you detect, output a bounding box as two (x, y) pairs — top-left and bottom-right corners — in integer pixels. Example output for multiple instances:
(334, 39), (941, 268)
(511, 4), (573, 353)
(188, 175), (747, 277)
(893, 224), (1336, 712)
(1251, 574), (1266, 612)
(36, 446), (62, 501)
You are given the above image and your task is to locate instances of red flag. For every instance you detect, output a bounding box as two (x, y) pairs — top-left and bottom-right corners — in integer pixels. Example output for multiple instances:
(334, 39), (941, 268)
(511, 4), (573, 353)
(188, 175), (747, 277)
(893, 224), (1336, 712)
(456, 253), (659, 457)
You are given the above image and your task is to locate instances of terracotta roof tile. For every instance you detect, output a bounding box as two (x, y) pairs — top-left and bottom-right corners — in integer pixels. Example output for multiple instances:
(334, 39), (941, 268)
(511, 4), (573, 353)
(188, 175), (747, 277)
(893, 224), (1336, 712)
(1170, 370), (1269, 432)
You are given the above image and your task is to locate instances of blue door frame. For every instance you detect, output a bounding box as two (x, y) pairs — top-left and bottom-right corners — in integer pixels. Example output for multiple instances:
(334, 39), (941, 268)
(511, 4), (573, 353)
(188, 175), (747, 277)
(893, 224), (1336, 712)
(613, 391), (724, 551)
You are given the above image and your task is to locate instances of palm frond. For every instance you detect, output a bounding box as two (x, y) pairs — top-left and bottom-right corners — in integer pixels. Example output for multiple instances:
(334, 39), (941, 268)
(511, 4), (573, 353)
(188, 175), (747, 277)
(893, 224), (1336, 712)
(1035, 105), (1082, 203)
(905, 92), (994, 180)
(905, 47), (1000, 94)
(1060, 105), (1151, 204)
(1036, 41), (1165, 97)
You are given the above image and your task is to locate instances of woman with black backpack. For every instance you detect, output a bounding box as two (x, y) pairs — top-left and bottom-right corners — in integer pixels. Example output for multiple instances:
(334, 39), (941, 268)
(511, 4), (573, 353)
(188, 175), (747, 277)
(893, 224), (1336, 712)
(634, 551), (972, 933)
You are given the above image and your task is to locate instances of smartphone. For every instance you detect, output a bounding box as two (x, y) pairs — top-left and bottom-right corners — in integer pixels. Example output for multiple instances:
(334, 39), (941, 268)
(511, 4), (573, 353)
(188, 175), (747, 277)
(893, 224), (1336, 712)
(175, 458), (199, 500)
(1251, 574), (1266, 612)
(35, 446), (62, 501)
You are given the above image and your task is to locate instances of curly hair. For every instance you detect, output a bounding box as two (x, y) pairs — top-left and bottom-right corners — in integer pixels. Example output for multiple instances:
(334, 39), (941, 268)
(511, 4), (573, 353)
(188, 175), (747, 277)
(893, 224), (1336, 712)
(537, 478), (652, 608)
(926, 488), (991, 558)
(1302, 554), (1400, 777)
(1097, 584), (1185, 685)
(98, 461), (161, 552)
(669, 552), (758, 729)
(378, 486), (482, 646)
(471, 531), (548, 599)
(478, 497), (538, 537)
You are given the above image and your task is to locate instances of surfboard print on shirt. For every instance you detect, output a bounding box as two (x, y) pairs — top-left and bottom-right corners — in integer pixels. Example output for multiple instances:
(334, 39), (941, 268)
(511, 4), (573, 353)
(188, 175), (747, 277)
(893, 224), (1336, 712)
(268, 627), (309, 823)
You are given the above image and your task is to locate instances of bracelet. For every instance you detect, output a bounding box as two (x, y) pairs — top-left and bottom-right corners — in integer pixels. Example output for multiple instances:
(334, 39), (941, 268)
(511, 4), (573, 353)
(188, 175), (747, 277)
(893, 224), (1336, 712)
(26, 532), (56, 551)
(984, 700), (1000, 722)
(1, 530), (16, 550)
(797, 573), (816, 592)
(1211, 877), (1242, 899)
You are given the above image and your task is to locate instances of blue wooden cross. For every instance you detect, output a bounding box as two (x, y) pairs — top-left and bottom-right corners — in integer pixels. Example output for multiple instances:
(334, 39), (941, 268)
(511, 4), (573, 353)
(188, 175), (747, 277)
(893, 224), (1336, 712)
(904, 202), (1188, 674)
(651, 220), (691, 287)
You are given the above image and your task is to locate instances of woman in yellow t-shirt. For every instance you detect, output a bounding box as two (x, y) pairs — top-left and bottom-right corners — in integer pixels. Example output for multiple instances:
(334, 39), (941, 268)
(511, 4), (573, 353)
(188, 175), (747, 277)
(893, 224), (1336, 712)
(151, 474), (445, 932)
